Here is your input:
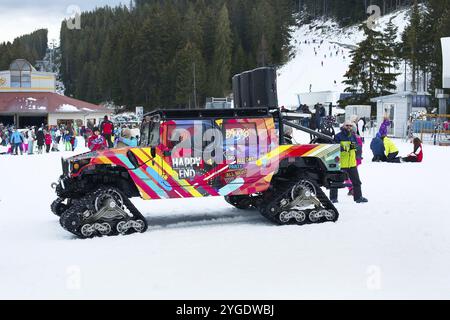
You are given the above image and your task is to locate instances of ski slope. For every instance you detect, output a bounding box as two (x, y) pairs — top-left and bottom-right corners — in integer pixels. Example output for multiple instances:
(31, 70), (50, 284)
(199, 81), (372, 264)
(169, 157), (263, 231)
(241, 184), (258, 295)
(1, 138), (450, 299)
(277, 9), (410, 107)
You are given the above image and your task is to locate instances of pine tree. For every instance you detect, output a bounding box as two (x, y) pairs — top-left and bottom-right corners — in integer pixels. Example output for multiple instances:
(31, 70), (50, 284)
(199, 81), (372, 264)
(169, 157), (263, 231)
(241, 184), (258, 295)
(55, 0), (296, 107)
(383, 18), (400, 74)
(343, 23), (399, 104)
(209, 4), (232, 97)
(401, 1), (421, 91)
(250, 0), (276, 66)
(175, 42), (206, 108)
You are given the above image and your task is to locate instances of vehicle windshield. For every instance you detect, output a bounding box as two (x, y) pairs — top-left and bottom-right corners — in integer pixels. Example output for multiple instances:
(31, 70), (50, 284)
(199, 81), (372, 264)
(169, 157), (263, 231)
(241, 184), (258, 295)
(140, 115), (160, 147)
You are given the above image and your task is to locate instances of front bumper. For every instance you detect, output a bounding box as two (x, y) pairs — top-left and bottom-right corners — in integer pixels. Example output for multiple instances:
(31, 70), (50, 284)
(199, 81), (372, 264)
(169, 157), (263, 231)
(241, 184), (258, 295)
(53, 175), (74, 198)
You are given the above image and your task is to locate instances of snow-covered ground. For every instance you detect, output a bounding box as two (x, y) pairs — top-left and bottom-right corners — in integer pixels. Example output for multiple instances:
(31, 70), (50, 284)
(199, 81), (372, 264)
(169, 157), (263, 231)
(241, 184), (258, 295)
(278, 9), (411, 107)
(1, 138), (449, 299)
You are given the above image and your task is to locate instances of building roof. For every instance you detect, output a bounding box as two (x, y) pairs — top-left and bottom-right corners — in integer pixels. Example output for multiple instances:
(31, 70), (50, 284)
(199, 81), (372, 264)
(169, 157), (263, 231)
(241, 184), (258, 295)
(0, 92), (109, 114)
(370, 91), (431, 102)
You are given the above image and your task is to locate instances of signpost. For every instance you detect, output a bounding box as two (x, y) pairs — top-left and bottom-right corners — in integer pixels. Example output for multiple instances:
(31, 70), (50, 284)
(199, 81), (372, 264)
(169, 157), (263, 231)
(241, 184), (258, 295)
(136, 106), (144, 121)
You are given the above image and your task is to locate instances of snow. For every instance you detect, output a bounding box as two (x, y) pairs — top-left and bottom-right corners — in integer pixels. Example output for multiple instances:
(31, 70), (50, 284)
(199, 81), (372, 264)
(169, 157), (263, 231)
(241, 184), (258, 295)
(1, 137), (450, 299)
(57, 104), (79, 112)
(278, 9), (411, 107)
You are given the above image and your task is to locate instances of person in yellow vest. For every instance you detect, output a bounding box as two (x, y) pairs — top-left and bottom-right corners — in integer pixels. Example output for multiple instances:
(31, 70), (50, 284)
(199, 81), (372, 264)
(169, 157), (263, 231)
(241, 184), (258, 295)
(329, 121), (368, 204)
(382, 135), (401, 163)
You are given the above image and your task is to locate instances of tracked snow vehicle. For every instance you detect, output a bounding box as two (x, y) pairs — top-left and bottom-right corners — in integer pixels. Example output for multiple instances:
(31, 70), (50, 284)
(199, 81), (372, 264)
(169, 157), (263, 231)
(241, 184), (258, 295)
(51, 68), (347, 238)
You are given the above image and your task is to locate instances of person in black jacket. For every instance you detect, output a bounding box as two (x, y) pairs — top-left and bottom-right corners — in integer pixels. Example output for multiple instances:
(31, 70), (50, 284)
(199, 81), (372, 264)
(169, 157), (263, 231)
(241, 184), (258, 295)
(36, 128), (45, 154)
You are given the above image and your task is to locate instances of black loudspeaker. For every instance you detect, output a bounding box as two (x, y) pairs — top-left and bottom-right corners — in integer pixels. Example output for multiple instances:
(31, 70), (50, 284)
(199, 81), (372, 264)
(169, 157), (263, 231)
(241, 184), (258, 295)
(232, 67), (278, 109)
(250, 67), (278, 108)
(239, 71), (252, 108)
(232, 74), (241, 108)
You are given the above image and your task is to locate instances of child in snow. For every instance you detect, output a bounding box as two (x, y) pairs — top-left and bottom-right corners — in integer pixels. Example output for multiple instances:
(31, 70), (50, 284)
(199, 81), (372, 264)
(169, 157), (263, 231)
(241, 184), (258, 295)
(44, 131), (52, 153)
(88, 127), (108, 151)
(402, 138), (423, 163)
(64, 130), (72, 151)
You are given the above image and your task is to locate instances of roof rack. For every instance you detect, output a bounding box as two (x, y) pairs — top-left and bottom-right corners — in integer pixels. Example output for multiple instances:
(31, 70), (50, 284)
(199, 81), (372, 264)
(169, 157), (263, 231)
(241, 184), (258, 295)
(143, 108), (271, 120)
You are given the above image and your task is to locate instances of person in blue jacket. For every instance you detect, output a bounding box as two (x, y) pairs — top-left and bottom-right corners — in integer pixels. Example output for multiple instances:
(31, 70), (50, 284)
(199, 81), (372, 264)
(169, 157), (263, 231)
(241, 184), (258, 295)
(10, 128), (24, 155)
(370, 133), (386, 162)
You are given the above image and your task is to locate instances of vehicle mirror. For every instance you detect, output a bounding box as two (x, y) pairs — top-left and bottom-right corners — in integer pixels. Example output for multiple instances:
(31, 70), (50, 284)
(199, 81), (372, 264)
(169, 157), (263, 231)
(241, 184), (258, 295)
(126, 150), (139, 169)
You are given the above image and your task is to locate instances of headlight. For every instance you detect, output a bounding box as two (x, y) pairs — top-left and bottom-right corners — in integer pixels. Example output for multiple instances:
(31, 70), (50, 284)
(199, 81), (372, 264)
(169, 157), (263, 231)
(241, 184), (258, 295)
(71, 159), (91, 173)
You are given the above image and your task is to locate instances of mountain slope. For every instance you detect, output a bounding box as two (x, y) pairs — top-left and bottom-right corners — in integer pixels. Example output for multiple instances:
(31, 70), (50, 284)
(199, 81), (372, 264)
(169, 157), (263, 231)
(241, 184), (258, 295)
(277, 9), (411, 107)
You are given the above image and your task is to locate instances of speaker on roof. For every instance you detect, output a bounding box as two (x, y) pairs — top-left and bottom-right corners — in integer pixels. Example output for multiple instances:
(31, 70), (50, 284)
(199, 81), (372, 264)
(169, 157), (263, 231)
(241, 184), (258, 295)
(232, 74), (242, 109)
(239, 71), (252, 108)
(250, 67), (278, 109)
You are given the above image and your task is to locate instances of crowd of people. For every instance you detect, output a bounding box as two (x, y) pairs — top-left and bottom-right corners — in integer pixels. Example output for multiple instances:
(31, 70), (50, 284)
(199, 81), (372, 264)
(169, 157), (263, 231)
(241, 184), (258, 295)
(0, 124), (77, 155)
(0, 116), (140, 155)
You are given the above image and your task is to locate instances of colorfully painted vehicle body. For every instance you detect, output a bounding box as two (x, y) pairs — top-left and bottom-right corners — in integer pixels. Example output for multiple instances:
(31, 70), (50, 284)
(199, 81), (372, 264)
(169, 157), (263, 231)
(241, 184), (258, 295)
(53, 108), (347, 238)
(59, 115), (342, 201)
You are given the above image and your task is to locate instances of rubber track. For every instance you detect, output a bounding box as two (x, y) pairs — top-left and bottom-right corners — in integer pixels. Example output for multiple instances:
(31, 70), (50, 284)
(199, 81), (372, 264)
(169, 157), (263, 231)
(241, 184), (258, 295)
(51, 198), (67, 217)
(259, 180), (339, 225)
(59, 188), (148, 238)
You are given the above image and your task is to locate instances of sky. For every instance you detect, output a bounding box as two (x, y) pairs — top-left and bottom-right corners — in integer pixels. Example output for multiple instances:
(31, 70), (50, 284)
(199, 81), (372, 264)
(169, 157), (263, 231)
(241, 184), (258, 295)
(0, 0), (127, 44)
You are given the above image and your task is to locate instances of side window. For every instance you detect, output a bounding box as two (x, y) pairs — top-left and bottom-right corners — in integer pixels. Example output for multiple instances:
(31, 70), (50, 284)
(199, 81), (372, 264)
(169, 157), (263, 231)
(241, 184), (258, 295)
(140, 117), (160, 147)
(223, 121), (259, 164)
(148, 122), (160, 147)
(166, 123), (194, 157)
(164, 120), (215, 183)
(165, 120), (214, 157)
